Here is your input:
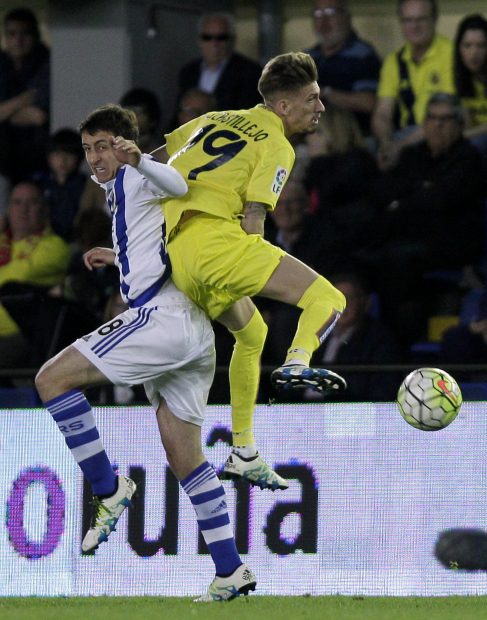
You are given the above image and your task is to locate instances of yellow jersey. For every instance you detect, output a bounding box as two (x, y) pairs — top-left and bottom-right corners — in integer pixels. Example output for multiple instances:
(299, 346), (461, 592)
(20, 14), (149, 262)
(378, 34), (454, 127)
(0, 227), (70, 336)
(163, 104), (295, 237)
(461, 78), (487, 127)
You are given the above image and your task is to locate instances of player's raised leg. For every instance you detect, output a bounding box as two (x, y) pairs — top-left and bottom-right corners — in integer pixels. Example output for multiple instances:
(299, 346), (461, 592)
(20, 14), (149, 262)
(35, 346), (136, 552)
(261, 254), (348, 394)
(155, 398), (256, 601)
(217, 297), (288, 491)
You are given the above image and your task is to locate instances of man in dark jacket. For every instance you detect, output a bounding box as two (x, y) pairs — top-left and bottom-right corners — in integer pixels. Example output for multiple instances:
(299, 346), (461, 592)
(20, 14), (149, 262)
(308, 272), (403, 401)
(173, 12), (261, 121)
(367, 92), (486, 346)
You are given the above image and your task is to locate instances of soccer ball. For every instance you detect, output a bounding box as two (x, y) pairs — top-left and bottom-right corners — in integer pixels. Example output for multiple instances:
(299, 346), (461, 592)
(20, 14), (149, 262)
(396, 367), (463, 431)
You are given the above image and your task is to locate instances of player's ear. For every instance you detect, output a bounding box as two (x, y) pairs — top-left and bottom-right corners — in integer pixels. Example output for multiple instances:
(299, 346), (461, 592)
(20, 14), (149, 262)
(273, 97), (291, 117)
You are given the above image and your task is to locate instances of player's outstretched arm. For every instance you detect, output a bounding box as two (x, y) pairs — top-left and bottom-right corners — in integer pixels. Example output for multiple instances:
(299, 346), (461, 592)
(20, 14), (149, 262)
(83, 247), (116, 271)
(112, 137), (186, 196)
(136, 156), (187, 197)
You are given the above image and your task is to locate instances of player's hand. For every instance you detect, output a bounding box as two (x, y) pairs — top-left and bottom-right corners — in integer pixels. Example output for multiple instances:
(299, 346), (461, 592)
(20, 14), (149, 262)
(83, 247), (116, 270)
(111, 135), (141, 167)
(241, 202), (266, 236)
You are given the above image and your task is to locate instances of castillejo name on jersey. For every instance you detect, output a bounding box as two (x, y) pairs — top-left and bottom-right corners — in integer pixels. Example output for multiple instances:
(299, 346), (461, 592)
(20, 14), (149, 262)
(207, 112), (269, 141)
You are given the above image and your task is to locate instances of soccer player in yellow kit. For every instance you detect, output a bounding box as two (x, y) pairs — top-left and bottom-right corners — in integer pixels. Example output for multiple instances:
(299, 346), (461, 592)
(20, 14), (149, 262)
(160, 52), (347, 490)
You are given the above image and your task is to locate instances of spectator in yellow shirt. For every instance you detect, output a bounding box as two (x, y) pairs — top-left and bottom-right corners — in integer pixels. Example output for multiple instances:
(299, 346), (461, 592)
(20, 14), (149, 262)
(0, 181), (70, 367)
(372, 0), (453, 169)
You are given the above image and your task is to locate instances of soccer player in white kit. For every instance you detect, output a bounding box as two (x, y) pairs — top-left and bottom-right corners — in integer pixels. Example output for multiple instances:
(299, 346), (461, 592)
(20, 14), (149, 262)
(35, 104), (256, 602)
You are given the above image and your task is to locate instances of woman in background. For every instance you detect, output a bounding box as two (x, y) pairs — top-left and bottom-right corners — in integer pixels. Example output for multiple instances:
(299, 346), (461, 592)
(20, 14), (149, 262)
(453, 14), (487, 156)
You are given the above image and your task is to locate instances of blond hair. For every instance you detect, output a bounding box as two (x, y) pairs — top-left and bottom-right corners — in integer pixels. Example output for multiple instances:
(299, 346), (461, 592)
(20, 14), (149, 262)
(258, 52), (318, 102)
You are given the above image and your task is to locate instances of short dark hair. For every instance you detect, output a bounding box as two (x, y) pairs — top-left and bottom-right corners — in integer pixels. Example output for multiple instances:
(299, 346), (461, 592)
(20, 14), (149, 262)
(426, 92), (465, 123)
(119, 88), (162, 127)
(47, 128), (84, 161)
(258, 52), (318, 102)
(79, 104), (139, 141)
(398, 0), (437, 20)
(4, 8), (40, 39)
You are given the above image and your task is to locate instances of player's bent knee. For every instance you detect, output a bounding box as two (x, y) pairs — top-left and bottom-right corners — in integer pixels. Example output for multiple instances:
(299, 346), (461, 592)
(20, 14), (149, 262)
(304, 276), (346, 314)
(233, 310), (268, 352)
(34, 364), (52, 401)
(332, 285), (346, 313)
(35, 359), (68, 402)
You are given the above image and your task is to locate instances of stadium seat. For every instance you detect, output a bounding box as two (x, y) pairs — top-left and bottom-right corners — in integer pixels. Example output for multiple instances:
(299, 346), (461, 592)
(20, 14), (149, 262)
(427, 315), (459, 342)
(409, 341), (441, 364)
(422, 269), (463, 284)
(459, 382), (487, 401)
(0, 387), (41, 408)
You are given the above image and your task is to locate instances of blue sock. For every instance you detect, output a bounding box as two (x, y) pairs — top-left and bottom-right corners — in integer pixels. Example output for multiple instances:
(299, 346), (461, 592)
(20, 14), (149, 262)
(45, 389), (117, 496)
(181, 461), (241, 577)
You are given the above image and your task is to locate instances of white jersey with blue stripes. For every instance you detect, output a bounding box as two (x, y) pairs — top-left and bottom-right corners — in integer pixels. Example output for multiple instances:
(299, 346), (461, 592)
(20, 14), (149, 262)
(95, 155), (172, 308)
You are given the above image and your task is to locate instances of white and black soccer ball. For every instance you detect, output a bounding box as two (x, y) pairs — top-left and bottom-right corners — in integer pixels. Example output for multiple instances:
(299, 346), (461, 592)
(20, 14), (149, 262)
(396, 367), (463, 431)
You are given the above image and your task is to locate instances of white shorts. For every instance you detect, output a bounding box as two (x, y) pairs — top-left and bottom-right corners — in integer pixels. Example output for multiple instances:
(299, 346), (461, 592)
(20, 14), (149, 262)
(73, 281), (215, 426)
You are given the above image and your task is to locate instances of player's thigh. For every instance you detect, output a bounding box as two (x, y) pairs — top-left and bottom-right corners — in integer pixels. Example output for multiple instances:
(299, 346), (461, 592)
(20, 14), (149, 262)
(145, 349), (215, 428)
(169, 217), (285, 318)
(259, 253), (321, 305)
(217, 297), (256, 331)
(36, 345), (108, 401)
(144, 305), (216, 426)
(72, 302), (208, 387)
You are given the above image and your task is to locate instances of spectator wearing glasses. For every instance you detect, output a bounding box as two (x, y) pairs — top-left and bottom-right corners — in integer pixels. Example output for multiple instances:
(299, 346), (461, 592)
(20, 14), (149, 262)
(305, 0), (381, 135)
(372, 0), (454, 170)
(173, 12), (261, 121)
(367, 93), (485, 347)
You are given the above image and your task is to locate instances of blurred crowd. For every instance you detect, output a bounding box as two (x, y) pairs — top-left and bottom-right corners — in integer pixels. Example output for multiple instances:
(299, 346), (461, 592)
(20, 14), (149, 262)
(1, 2), (487, 402)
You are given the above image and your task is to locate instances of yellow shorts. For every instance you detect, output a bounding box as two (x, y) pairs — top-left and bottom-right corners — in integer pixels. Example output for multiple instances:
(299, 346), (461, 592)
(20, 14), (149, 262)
(167, 213), (285, 319)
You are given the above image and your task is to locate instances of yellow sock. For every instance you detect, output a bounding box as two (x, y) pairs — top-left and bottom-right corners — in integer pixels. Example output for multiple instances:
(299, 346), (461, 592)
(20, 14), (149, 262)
(285, 276), (346, 366)
(229, 309), (268, 447)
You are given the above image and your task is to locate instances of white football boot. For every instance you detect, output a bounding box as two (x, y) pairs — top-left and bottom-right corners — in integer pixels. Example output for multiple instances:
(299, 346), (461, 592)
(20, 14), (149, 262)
(82, 475), (136, 552)
(222, 451), (289, 490)
(195, 563), (257, 602)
